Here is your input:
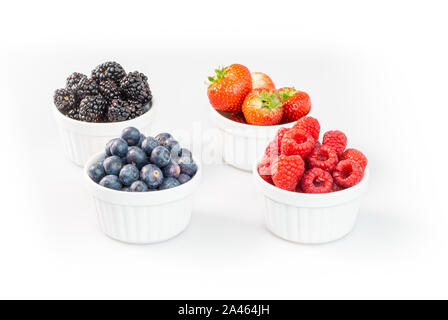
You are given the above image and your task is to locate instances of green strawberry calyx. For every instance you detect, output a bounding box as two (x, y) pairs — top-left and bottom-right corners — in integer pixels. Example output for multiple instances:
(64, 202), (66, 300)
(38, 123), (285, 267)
(278, 87), (297, 102)
(257, 90), (282, 111)
(207, 66), (228, 88)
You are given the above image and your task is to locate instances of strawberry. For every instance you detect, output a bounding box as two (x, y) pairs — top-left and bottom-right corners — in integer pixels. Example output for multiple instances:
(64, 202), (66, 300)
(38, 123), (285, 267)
(278, 87), (311, 123)
(207, 64), (252, 113)
(242, 89), (283, 126)
(252, 72), (275, 90)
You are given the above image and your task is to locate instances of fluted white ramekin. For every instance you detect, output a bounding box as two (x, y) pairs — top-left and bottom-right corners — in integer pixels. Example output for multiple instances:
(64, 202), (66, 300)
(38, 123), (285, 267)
(84, 152), (201, 244)
(210, 107), (294, 171)
(52, 100), (157, 166)
(253, 160), (369, 244)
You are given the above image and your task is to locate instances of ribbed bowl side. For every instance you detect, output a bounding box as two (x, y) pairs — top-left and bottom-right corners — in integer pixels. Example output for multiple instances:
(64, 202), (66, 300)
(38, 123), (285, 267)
(92, 195), (193, 244)
(263, 196), (360, 244)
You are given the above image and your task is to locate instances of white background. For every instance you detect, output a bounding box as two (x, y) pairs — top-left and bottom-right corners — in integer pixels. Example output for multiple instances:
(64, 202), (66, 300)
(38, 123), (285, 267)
(1, 0), (447, 299)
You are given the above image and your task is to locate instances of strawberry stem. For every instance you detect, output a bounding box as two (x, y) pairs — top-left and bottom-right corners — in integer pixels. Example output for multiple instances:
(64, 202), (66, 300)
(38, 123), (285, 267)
(207, 66), (228, 88)
(257, 90), (282, 111)
(278, 87), (297, 102)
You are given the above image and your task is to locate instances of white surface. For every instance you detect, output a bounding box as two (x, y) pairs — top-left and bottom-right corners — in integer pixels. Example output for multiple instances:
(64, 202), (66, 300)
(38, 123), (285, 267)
(85, 152), (201, 244)
(1, 0), (447, 299)
(254, 161), (370, 244)
(53, 101), (156, 166)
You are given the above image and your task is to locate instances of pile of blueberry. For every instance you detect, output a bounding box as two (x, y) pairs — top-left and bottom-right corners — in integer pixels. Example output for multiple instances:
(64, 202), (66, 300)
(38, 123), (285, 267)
(88, 127), (197, 191)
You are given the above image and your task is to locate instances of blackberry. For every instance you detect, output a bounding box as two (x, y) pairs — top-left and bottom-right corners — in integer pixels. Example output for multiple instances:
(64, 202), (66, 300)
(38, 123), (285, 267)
(77, 77), (99, 99)
(54, 88), (77, 114)
(99, 80), (120, 103)
(120, 71), (152, 104)
(108, 99), (131, 122)
(67, 107), (81, 120)
(66, 72), (87, 91)
(92, 61), (126, 85)
(127, 100), (147, 119)
(79, 95), (107, 123)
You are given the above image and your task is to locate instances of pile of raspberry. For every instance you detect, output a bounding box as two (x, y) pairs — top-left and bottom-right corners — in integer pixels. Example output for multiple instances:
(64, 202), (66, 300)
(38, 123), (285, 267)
(258, 116), (367, 193)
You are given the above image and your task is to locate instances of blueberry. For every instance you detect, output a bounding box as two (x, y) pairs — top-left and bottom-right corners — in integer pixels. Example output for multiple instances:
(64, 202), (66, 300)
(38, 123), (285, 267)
(137, 133), (146, 147)
(120, 157), (128, 166)
(178, 157), (198, 176)
(129, 180), (149, 192)
(140, 164), (164, 188)
(88, 161), (106, 183)
(150, 146), (171, 168)
(109, 138), (128, 158)
(122, 187), (131, 192)
(163, 138), (180, 152)
(126, 147), (148, 169)
(178, 173), (191, 184)
(105, 139), (115, 156)
(159, 177), (180, 190)
(121, 127), (141, 146)
(141, 136), (160, 156)
(99, 175), (122, 190)
(119, 164), (140, 186)
(178, 148), (192, 159)
(103, 156), (123, 175)
(155, 132), (173, 145)
(163, 161), (181, 178)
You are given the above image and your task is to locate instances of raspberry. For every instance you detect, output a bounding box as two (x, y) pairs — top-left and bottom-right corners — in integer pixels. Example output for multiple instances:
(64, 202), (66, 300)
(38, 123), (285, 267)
(272, 155), (305, 191)
(301, 168), (333, 193)
(293, 116), (320, 140)
(307, 144), (339, 172)
(340, 148), (368, 170)
(265, 127), (290, 159)
(323, 130), (347, 156)
(295, 183), (304, 193)
(333, 159), (364, 188)
(280, 129), (314, 158)
(258, 154), (273, 184)
(331, 183), (344, 192)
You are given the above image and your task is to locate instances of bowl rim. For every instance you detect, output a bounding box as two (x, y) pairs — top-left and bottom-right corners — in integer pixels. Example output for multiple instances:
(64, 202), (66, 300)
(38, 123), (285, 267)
(84, 151), (201, 205)
(252, 157), (369, 207)
(52, 98), (156, 130)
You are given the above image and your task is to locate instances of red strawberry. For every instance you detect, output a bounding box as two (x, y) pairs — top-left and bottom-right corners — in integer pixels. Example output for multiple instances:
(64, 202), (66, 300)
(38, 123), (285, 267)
(242, 89), (283, 126)
(252, 72), (275, 90)
(207, 64), (252, 113)
(278, 87), (311, 123)
(293, 116), (320, 140)
(272, 155), (305, 191)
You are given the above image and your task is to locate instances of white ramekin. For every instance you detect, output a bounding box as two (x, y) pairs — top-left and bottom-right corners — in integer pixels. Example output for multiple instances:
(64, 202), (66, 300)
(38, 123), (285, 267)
(253, 160), (369, 244)
(84, 152), (201, 244)
(52, 100), (157, 166)
(210, 106), (294, 172)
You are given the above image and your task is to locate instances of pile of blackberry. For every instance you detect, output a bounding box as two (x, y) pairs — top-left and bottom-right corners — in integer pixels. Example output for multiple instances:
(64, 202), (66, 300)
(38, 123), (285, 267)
(53, 61), (153, 123)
